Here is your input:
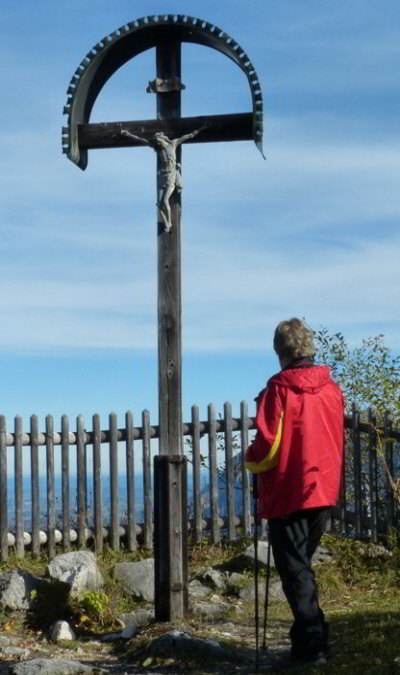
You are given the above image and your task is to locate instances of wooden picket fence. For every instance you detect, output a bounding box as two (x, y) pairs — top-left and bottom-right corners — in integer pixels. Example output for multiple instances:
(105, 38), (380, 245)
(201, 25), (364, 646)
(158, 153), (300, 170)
(0, 402), (399, 561)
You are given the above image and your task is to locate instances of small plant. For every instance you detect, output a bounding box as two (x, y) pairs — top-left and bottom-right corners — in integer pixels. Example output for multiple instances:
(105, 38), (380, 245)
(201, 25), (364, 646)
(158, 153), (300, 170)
(81, 590), (109, 621)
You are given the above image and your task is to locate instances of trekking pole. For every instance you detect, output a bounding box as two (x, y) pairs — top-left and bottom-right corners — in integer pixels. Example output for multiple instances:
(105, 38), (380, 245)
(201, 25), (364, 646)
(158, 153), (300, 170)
(252, 473), (259, 672)
(262, 530), (271, 651)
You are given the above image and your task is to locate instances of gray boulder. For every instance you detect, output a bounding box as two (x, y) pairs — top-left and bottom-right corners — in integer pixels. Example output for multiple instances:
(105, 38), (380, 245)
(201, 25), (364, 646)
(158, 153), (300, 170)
(114, 558), (154, 602)
(191, 601), (231, 620)
(0, 571), (49, 610)
(146, 629), (224, 660)
(47, 551), (103, 595)
(244, 541), (276, 568)
(101, 624), (137, 642)
(227, 572), (249, 594)
(239, 577), (285, 603)
(312, 545), (333, 564)
(118, 608), (155, 628)
(188, 579), (212, 599)
(199, 567), (227, 590)
(9, 659), (107, 675)
(1, 646), (30, 659)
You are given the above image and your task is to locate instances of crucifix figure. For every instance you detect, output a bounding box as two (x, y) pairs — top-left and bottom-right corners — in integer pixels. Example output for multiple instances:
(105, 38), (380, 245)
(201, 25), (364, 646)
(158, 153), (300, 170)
(121, 124), (208, 231)
(62, 14), (264, 623)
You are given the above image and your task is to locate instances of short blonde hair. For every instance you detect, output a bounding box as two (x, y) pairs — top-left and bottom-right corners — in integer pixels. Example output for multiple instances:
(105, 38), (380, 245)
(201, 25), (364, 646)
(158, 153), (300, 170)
(273, 318), (315, 363)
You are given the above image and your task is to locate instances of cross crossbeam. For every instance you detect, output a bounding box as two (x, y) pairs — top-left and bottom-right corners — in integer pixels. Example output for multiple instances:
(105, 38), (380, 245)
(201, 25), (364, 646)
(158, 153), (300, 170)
(77, 113), (254, 150)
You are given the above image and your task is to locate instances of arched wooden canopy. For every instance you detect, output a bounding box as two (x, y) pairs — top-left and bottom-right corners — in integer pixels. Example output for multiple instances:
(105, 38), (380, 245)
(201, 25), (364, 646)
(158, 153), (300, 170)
(62, 14), (264, 169)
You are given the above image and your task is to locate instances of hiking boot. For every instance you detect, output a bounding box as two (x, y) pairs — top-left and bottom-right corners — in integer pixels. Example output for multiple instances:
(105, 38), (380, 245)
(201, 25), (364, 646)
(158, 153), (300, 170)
(291, 641), (328, 665)
(306, 650), (327, 667)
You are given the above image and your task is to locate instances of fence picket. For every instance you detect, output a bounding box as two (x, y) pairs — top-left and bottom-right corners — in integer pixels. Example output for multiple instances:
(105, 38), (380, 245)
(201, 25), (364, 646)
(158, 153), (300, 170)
(76, 415), (87, 548)
(93, 413), (103, 554)
(14, 415), (24, 558)
(384, 411), (395, 533)
(208, 403), (220, 545)
(191, 405), (202, 543)
(224, 402), (235, 541)
(352, 402), (362, 539)
(339, 434), (347, 536)
(30, 415), (40, 558)
(368, 408), (378, 543)
(46, 415), (56, 559)
(61, 415), (70, 552)
(126, 411), (137, 551)
(109, 412), (119, 551)
(240, 401), (251, 537)
(0, 416), (8, 561)
(142, 410), (152, 550)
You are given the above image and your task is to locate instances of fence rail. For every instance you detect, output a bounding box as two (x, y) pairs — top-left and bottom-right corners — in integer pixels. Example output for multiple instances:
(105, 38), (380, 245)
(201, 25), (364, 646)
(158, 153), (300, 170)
(0, 403), (399, 561)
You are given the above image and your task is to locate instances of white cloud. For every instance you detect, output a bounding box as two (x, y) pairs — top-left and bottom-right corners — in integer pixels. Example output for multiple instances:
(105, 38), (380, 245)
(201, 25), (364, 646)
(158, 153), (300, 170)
(0, 0), (399, 360)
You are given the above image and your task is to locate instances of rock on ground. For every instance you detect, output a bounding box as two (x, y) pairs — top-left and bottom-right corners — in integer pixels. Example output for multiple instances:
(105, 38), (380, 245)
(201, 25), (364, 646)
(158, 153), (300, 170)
(47, 551), (104, 595)
(0, 572), (49, 611)
(146, 629), (225, 660)
(244, 541), (276, 568)
(113, 558), (154, 602)
(118, 608), (155, 628)
(198, 567), (227, 590)
(239, 578), (286, 603)
(9, 659), (107, 675)
(50, 620), (76, 642)
(191, 600), (232, 620)
(188, 579), (212, 599)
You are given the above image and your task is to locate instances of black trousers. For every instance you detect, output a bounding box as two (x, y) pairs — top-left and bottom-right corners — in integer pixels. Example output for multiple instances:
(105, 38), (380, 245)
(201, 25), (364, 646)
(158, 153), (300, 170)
(268, 506), (330, 656)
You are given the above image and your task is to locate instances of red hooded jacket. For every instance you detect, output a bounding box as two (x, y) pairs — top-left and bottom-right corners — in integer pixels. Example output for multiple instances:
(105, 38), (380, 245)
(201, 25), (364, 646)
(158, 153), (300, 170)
(244, 364), (344, 519)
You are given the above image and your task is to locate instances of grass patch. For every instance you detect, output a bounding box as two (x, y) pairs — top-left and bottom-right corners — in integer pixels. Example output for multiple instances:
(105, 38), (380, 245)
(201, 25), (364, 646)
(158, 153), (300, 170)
(2, 535), (400, 672)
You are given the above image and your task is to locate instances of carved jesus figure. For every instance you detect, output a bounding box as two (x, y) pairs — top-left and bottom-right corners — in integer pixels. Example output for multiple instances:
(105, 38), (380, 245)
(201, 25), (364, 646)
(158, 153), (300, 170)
(121, 125), (207, 231)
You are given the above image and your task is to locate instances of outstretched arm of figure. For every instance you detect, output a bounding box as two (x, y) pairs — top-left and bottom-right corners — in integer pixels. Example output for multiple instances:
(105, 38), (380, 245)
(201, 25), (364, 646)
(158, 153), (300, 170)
(120, 129), (150, 145)
(174, 122), (210, 146)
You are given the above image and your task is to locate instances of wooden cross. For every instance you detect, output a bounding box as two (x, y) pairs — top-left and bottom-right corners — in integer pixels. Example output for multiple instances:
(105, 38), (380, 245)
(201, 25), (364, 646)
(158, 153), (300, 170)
(63, 15), (264, 621)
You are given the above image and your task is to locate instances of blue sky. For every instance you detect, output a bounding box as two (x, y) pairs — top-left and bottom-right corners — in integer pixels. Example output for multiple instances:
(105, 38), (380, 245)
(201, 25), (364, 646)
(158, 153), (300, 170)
(1, 0), (399, 430)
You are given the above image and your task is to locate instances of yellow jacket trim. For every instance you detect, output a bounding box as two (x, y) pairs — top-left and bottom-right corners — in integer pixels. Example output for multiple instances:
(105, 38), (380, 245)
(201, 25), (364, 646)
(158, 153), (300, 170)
(245, 411), (284, 474)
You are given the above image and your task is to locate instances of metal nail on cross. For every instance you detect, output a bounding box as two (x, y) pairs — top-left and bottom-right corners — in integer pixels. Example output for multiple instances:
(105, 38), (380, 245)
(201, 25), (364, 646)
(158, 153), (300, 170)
(62, 14), (264, 622)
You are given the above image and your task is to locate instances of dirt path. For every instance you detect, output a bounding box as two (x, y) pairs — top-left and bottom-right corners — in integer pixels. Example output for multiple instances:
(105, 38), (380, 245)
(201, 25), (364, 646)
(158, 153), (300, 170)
(0, 615), (293, 674)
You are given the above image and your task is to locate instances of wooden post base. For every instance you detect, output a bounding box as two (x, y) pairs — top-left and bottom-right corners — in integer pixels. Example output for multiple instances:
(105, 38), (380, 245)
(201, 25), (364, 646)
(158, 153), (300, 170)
(154, 455), (188, 621)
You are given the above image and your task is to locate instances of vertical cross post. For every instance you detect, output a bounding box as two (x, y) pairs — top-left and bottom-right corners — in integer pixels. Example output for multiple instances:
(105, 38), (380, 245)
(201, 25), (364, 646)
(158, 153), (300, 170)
(154, 41), (188, 621)
(156, 41), (183, 456)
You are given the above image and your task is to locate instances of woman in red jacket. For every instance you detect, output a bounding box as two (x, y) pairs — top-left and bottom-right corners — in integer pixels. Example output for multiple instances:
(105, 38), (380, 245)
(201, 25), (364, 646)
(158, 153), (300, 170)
(245, 318), (344, 666)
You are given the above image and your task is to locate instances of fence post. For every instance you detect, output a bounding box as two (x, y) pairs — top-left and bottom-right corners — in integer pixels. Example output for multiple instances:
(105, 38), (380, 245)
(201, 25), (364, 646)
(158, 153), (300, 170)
(14, 415), (24, 558)
(0, 416), (8, 561)
(76, 415), (87, 548)
(109, 412), (120, 551)
(93, 413), (103, 554)
(208, 404), (220, 545)
(240, 401), (251, 538)
(31, 415), (40, 558)
(61, 415), (70, 552)
(142, 409), (153, 550)
(384, 411), (395, 534)
(368, 407), (378, 543)
(126, 411), (137, 552)
(224, 402), (235, 541)
(352, 402), (362, 538)
(46, 415), (56, 559)
(191, 405), (202, 544)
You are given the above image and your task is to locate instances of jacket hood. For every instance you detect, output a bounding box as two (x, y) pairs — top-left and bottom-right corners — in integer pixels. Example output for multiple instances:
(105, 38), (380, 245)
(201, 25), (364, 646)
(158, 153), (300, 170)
(268, 365), (333, 395)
